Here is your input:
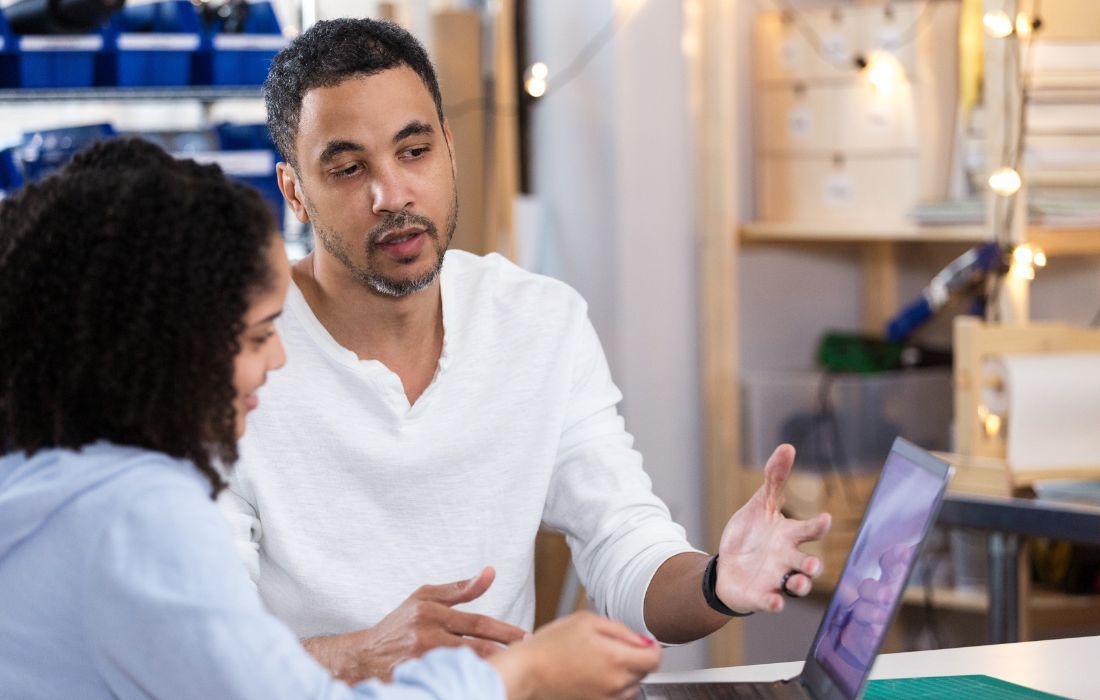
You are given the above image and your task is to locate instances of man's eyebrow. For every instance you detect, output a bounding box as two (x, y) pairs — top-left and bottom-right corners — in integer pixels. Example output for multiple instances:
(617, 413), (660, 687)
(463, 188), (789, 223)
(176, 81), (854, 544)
(318, 140), (364, 164)
(393, 121), (434, 144)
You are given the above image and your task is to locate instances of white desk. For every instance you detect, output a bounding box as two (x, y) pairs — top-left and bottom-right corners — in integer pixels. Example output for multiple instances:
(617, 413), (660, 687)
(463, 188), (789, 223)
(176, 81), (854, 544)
(646, 636), (1098, 699)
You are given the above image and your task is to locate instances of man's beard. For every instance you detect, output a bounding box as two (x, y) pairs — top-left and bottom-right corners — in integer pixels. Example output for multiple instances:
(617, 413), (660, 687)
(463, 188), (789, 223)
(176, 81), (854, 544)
(311, 190), (458, 298)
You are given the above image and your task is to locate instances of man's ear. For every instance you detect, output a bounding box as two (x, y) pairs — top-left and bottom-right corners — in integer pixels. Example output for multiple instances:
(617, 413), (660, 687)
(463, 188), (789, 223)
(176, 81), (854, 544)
(277, 162), (310, 224)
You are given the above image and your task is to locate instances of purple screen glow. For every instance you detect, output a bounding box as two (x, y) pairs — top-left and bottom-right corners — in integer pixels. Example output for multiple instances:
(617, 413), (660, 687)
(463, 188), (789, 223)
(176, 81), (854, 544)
(810, 450), (945, 698)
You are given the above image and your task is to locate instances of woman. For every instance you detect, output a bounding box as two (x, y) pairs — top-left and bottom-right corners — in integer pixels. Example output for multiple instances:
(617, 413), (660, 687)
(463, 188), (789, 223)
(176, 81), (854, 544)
(0, 138), (660, 699)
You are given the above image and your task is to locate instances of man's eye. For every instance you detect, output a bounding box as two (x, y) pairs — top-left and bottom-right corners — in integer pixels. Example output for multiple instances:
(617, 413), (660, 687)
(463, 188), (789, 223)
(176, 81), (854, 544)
(403, 147), (429, 159)
(333, 164), (361, 178)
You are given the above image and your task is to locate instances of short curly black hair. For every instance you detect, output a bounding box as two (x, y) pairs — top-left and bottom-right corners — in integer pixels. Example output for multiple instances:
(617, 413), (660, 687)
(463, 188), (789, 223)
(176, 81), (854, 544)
(0, 137), (278, 494)
(264, 17), (445, 167)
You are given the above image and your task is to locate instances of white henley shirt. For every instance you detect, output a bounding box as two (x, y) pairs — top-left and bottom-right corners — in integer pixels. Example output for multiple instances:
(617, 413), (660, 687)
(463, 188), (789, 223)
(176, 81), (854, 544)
(219, 250), (700, 639)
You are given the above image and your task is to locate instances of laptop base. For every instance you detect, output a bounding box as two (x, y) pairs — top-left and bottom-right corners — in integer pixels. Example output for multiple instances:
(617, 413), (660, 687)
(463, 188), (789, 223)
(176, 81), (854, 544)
(640, 676), (811, 699)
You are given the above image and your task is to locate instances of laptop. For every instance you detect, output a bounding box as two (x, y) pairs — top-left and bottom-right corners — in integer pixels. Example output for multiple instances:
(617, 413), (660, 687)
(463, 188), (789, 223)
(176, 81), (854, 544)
(640, 437), (952, 700)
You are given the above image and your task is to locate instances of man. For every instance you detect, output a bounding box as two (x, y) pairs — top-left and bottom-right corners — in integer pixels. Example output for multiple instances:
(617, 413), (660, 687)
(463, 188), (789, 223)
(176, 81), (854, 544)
(220, 17), (831, 682)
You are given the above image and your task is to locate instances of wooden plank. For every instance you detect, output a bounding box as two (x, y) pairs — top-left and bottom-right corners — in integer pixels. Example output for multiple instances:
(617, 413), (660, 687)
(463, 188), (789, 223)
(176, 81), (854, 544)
(862, 241), (898, 335)
(433, 10), (489, 255)
(694, 0), (743, 668)
(741, 221), (988, 243)
(485, 0), (519, 260)
(953, 316), (1100, 475)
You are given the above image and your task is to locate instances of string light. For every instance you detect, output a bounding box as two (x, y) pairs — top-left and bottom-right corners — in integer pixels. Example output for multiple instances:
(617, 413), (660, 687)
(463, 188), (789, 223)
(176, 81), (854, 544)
(977, 404), (1003, 438)
(1010, 243), (1047, 280)
(1015, 13), (1033, 38)
(864, 51), (905, 93)
(988, 166), (1022, 197)
(983, 10), (1014, 38)
(524, 62), (549, 98)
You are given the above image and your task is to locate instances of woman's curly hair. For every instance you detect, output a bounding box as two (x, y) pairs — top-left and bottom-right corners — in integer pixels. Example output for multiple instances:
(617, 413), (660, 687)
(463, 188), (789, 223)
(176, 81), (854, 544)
(0, 137), (278, 494)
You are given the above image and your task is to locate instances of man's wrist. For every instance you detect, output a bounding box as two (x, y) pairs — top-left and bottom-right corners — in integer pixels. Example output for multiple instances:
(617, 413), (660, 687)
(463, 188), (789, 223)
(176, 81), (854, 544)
(701, 554), (753, 617)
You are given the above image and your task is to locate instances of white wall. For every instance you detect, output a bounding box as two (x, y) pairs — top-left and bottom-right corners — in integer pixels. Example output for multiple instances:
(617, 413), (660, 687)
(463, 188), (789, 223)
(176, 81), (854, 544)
(529, 0), (707, 671)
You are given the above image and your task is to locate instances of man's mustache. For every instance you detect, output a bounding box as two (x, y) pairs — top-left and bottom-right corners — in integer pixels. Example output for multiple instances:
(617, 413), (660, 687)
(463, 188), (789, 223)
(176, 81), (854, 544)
(368, 213), (438, 247)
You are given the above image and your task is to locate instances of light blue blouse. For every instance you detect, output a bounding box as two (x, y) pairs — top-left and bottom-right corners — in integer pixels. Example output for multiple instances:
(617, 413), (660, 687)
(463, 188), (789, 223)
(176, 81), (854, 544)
(0, 443), (504, 699)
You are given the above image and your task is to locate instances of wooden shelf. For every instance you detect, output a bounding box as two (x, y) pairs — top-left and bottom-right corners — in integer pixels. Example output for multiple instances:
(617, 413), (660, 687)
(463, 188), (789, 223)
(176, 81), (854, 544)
(1028, 227), (1100, 256)
(741, 222), (987, 244)
(742, 221), (1100, 256)
(813, 576), (1100, 617)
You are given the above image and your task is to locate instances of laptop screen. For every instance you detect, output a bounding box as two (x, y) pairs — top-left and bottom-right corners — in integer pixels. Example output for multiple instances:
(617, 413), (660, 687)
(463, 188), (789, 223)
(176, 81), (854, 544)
(806, 441), (949, 698)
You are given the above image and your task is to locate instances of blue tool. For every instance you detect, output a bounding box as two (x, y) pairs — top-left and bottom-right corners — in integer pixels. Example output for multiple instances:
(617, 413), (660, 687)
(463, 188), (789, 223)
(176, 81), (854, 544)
(885, 241), (1006, 343)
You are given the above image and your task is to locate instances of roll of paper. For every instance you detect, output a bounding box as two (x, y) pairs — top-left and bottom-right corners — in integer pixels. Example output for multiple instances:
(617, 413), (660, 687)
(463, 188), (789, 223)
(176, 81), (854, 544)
(1002, 353), (1100, 471)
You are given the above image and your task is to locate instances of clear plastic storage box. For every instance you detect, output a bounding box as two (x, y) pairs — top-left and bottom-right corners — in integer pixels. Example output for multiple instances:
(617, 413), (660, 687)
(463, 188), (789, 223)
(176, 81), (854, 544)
(742, 368), (953, 474)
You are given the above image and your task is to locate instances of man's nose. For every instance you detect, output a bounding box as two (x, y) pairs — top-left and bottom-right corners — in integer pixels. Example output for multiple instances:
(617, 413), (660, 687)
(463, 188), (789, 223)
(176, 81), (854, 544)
(371, 165), (414, 215)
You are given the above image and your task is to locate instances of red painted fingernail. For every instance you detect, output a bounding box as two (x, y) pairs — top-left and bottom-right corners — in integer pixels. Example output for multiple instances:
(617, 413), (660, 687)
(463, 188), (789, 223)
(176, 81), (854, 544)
(638, 634), (656, 646)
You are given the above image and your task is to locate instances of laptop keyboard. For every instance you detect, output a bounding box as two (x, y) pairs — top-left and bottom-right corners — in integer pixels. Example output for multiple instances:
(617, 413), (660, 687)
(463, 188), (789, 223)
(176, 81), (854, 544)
(639, 680), (811, 699)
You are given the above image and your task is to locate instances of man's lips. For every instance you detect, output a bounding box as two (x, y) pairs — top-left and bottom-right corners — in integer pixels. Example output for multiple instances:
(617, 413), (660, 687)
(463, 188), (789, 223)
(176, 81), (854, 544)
(377, 228), (427, 259)
(376, 227), (426, 246)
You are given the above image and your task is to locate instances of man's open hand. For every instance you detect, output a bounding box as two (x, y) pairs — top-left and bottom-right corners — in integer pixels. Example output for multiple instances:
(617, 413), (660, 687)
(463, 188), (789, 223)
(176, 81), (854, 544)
(715, 444), (832, 613)
(303, 566), (527, 683)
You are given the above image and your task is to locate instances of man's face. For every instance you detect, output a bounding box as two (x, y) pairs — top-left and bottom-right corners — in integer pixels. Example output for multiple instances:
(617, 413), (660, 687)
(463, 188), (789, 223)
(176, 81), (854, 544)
(287, 66), (457, 297)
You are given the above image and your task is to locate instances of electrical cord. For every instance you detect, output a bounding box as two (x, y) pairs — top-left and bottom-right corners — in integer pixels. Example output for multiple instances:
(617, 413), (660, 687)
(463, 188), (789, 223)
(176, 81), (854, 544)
(760, 0), (943, 72)
(443, 3), (626, 120)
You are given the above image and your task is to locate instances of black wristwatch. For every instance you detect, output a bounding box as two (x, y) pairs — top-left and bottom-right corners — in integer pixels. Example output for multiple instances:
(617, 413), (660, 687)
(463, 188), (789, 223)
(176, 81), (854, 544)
(702, 554), (752, 617)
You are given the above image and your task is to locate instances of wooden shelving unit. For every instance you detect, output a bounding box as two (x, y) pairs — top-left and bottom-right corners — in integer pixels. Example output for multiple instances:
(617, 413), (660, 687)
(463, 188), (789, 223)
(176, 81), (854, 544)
(694, 0), (1100, 668)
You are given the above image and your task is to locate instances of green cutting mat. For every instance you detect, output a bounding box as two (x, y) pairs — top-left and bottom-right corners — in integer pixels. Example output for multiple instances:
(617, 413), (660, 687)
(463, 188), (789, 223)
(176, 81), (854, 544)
(864, 674), (1067, 699)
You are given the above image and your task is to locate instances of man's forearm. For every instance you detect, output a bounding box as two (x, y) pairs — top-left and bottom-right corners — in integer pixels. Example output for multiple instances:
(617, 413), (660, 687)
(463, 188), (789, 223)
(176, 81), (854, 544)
(642, 552), (736, 644)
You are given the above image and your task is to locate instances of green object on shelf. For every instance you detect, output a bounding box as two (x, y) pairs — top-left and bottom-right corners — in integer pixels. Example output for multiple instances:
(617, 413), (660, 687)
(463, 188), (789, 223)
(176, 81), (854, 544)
(818, 332), (904, 373)
(864, 674), (1067, 699)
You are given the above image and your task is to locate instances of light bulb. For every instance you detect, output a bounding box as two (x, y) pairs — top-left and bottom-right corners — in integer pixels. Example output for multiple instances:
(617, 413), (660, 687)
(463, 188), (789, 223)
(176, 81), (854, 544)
(1012, 244), (1033, 266)
(1011, 261), (1036, 280)
(1034, 249), (1047, 267)
(983, 10), (1014, 38)
(865, 51), (904, 93)
(989, 166), (1022, 196)
(524, 76), (547, 98)
(524, 62), (550, 98)
(1016, 14), (1032, 37)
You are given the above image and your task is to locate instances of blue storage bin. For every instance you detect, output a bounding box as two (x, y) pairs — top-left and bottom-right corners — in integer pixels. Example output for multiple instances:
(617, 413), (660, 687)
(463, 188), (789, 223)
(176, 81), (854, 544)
(17, 124), (116, 181)
(200, 2), (285, 86)
(0, 147), (24, 198)
(0, 12), (17, 88)
(215, 122), (275, 151)
(186, 149), (283, 230)
(101, 1), (201, 87)
(18, 32), (103, 88)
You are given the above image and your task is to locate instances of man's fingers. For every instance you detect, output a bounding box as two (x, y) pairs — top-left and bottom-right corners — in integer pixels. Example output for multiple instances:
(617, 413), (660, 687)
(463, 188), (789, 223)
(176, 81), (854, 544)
(418, 629), (505, 659)
(762, 444), (796, 511)
(413, 566), (496, 605)
(440, 607), (528, 645)
(764, 591), (785, 612)
(463, 637), (507, 659)
(781, 571), (814, 597)
(790, 512), (832, 544)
